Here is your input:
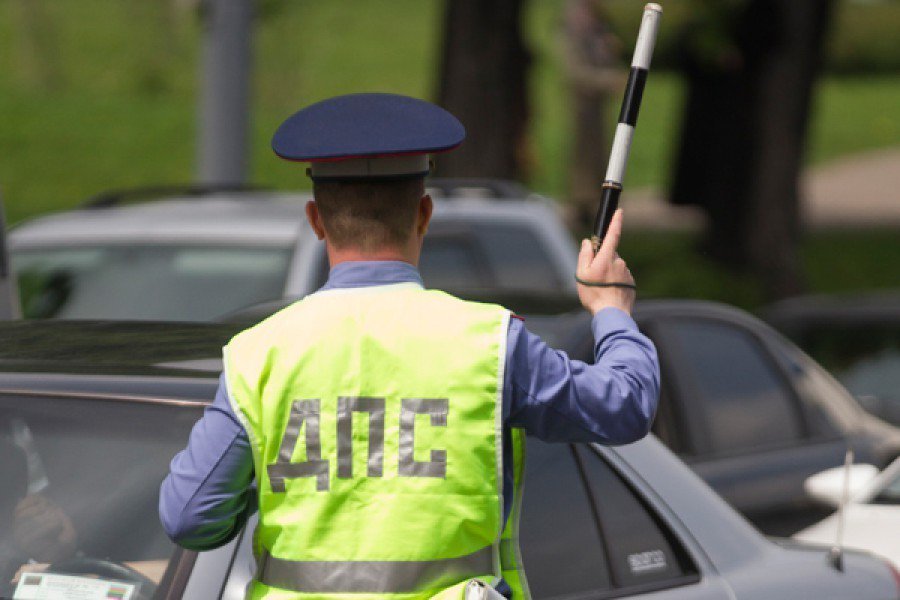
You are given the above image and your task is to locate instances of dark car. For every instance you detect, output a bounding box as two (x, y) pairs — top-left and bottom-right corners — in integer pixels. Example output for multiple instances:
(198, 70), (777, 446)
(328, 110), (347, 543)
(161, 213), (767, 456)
(763, 292), (900, 427)
(523, 299), (900, 536)
(2, 321), (898, 600)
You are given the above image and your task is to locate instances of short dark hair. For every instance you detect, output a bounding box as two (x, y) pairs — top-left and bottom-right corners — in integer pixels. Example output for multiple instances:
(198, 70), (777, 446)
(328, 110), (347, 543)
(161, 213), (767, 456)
(312, 178), (425, 251)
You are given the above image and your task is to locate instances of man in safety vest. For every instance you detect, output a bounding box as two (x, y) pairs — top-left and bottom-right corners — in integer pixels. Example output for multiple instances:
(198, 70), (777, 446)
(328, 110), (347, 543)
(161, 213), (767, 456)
(160, 93), (659, 600)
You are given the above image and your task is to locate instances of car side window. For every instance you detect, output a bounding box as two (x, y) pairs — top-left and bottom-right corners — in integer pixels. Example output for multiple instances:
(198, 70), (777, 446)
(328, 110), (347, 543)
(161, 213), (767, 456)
(520, 440), (613, 598)
(519, 440), (697, 599)
(575, 445), (696, 590)
(666, 319), (805, 455)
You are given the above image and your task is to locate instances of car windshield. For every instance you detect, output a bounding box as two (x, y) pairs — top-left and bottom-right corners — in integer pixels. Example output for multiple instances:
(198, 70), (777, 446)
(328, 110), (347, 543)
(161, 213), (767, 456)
(0, 392), (203, 599)
(14, 245), (293, 322)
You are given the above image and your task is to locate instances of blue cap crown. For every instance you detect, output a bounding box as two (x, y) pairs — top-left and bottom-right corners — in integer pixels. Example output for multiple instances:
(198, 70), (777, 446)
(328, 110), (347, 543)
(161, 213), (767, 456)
(272, 93), (465, 180)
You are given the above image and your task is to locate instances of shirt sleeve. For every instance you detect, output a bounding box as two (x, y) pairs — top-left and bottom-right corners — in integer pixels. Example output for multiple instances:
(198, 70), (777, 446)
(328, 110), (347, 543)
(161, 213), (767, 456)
(505, 307), (660, 444)
(159, 374), (256, 551)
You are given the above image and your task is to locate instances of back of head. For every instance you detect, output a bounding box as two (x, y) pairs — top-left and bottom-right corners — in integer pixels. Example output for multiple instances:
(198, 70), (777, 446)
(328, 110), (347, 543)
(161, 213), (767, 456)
(312, 178), (425, 252)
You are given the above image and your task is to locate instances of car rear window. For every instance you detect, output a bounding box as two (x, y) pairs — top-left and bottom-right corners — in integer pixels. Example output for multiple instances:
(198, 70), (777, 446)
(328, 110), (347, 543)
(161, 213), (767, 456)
(13, 245), (293, 322)
(520, 440), (613, 597)
(0, 393), (203, 598)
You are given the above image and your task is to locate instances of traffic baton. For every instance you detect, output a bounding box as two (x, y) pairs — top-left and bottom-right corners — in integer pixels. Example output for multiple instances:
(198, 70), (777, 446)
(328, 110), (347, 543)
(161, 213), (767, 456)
(592, 3), (662, 252)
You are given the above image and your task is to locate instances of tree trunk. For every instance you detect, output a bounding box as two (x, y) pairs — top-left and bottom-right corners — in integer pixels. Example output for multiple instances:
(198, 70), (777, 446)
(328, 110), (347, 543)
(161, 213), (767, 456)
(671, 0), (834, 300)
(436, 0), (531, 179)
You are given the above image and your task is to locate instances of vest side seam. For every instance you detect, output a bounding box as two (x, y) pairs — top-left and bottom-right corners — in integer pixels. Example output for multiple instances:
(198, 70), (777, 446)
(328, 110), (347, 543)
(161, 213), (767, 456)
(222, 344), (262, 455)
(493, 309), (511, 582)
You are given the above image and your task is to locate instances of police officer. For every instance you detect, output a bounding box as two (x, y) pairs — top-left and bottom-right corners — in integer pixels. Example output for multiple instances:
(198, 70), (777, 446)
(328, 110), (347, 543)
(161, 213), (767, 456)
(160, 93), (659, 600)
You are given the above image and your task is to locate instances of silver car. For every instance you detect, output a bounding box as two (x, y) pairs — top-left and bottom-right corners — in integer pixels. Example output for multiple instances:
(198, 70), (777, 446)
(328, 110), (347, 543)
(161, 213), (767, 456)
(1, 319), (897, 599)
(8, 183), (578, 322)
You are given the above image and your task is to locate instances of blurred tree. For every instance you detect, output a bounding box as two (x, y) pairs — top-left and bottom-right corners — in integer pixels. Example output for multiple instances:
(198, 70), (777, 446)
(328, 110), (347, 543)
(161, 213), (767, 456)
(436, 0), (532, 179)
(671, 0), (835, 300)
(559, 0), (625, 233)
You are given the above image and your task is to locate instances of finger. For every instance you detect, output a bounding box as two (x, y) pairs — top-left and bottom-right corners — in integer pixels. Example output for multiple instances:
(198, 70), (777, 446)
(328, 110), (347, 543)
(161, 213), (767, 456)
(577, 239), (593, 274)
(596, 209), (623, 264)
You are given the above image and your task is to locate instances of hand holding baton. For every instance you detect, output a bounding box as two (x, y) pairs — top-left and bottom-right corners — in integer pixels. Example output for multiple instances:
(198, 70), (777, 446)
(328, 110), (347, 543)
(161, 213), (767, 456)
(591, 3), (662, 253)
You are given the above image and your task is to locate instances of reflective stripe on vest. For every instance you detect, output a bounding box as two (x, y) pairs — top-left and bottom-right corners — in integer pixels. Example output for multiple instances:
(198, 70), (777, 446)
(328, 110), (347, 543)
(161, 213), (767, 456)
(225, 283), (511, 599)
(256, 546), (495, 594)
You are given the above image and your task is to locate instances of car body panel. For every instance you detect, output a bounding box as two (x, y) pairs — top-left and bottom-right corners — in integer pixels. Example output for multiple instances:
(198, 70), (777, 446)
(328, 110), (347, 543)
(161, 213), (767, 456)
(9, 194), (310, 249)
(795, 504), (900, 568)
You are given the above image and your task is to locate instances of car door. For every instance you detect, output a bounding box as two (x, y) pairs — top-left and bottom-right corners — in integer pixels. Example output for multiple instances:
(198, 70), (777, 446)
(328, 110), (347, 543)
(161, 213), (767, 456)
(648, 315), (845, 535)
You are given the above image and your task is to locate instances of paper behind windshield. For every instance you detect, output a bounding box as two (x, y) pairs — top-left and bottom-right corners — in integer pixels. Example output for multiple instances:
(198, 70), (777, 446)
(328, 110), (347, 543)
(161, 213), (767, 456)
(13, 573), (134, 600)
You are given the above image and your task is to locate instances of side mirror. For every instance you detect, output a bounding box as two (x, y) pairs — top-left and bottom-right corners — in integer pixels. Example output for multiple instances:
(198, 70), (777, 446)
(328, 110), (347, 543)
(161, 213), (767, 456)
(804, 463), (879, 508)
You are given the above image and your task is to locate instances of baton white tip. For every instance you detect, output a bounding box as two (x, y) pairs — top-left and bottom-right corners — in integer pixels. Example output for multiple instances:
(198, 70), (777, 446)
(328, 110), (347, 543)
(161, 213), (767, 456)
(645, 3), (663, 13)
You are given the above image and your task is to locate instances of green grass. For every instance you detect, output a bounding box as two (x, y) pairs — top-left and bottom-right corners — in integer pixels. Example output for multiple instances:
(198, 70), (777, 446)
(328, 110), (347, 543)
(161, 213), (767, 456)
(809, 75), (900, 164)
(2, 1), (898, 226)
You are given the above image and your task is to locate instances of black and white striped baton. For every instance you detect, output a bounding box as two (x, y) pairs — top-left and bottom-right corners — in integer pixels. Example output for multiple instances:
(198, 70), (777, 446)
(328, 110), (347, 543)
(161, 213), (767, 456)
(591, 3), (663, 252)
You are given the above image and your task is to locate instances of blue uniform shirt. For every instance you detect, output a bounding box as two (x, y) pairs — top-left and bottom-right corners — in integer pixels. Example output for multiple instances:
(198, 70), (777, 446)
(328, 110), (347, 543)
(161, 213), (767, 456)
(160, 261), (660, 550)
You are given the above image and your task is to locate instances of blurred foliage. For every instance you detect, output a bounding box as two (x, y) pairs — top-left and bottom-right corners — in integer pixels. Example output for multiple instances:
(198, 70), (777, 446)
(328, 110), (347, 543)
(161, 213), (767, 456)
(621, 229), (900, 310)
(1, 0), (898, 225)
(601, 0), (900, 74)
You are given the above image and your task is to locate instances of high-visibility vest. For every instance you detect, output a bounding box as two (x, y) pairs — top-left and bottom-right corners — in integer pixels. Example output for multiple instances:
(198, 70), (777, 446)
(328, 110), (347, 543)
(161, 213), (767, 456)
(225, 282), (530, 599)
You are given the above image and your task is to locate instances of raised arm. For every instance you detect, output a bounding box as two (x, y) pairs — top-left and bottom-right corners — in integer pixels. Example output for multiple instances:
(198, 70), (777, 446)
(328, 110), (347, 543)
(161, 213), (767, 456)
(505, 209), (659, 443)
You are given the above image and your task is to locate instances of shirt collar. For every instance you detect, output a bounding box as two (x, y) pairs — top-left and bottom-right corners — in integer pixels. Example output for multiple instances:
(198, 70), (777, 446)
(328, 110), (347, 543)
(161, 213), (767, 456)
(320, 260), (424, 291)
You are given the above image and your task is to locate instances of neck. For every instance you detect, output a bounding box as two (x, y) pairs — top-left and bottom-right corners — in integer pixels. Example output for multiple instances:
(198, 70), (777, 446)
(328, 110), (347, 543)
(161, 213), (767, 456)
(327, 244), (418, 268)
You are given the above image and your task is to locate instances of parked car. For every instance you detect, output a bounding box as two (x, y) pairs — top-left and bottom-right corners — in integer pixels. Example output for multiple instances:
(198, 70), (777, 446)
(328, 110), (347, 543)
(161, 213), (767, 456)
(795, 456), (900, 568)
(2, 320), (898, 599)
(763, 291), (900, 426)
(8, 182), (578, 322)
(466, 297), (900, 537)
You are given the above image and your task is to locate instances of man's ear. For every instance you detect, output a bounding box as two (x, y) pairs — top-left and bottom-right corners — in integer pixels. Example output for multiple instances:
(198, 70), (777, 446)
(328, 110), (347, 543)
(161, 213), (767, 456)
(417, 194), (433, 237)
(305, 200), (326, 240)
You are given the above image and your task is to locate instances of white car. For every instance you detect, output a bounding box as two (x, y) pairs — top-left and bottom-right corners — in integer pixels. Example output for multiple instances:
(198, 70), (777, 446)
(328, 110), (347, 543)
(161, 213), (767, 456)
(8, 182), (578, 322)
(795, 457), (900, 567)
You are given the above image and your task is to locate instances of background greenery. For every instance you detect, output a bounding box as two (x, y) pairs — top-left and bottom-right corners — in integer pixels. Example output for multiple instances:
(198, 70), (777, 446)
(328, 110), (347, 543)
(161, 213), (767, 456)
(1, 0), (898, 308)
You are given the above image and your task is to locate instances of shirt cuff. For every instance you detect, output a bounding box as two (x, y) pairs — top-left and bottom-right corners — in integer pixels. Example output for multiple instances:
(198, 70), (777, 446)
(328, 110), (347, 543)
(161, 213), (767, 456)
(591, 307), (639, 339)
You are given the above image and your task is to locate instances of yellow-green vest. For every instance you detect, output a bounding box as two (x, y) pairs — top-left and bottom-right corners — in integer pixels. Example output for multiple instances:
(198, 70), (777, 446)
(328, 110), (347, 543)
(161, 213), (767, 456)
(225, 283), (529, 600)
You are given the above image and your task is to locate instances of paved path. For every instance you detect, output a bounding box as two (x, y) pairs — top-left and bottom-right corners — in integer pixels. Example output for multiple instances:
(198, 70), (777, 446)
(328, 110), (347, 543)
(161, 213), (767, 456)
(622, 147), (900, 231)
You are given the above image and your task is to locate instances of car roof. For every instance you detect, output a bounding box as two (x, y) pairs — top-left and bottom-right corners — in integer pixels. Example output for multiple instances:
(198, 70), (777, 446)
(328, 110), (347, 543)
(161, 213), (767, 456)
(9, 187), (564, 250)
(9, 192), (312, 248)
(0, 320), (237, 379)
(762, 291), (900, 328)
